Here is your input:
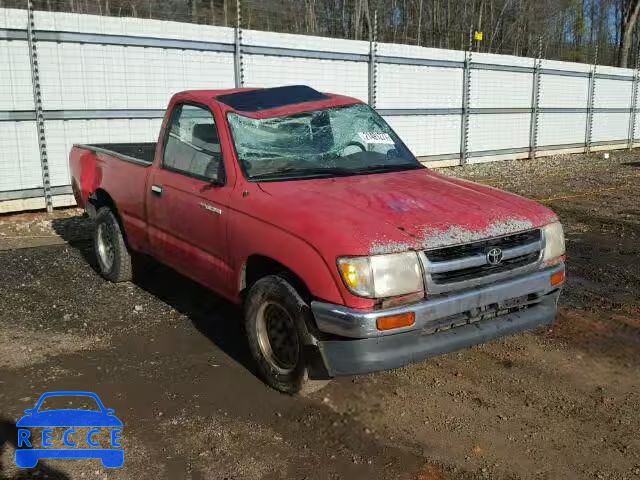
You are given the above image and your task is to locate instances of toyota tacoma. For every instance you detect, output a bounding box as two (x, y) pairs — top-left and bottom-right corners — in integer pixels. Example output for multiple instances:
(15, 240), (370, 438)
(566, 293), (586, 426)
(69, 85), (566, 394)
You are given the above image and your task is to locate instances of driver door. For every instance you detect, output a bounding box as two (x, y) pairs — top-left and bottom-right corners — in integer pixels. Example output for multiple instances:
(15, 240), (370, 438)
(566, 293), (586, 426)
(146, 103), (235, 297)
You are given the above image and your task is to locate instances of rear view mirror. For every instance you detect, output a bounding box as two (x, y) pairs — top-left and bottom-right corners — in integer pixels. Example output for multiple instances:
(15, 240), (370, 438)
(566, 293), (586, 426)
(386, 148), (399, 160)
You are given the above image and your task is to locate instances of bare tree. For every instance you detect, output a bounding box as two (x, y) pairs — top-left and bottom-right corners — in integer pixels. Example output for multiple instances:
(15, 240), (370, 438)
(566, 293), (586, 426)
(22, 0), (640, 68)
(620, 0), (640, 66)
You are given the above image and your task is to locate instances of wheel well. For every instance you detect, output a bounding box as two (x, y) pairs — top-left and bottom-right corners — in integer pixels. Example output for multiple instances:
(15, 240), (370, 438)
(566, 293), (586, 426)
(90, 188), (117, 212)
(89, 189), (129, 245)
(242, 255), (311, 301)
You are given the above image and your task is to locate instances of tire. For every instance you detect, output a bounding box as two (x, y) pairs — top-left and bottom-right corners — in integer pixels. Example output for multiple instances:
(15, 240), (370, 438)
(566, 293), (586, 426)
(244, 275), (326, 395)
(93, 206), (132, 283)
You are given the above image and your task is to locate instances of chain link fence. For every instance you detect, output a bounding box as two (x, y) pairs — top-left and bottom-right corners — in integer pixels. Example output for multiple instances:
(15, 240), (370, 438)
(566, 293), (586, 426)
(2, 1), (640, 212)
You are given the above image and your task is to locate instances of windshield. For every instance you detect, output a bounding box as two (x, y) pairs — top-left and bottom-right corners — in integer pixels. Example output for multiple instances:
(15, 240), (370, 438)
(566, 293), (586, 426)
(227, 104), (422, 181)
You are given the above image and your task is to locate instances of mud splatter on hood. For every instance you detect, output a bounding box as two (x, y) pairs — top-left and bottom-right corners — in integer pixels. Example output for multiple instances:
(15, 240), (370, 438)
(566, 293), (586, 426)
(369, 239), (413, 255)
(421, 218), (535, 250)
(257, 168), (558, 256)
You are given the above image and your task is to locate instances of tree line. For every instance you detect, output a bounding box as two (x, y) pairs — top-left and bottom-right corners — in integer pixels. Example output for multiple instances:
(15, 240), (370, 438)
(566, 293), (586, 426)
(3, 0), (640, 67)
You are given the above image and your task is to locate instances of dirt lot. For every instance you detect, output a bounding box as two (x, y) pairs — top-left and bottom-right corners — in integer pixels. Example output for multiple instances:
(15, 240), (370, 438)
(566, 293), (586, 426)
(0, 151), (639, 480)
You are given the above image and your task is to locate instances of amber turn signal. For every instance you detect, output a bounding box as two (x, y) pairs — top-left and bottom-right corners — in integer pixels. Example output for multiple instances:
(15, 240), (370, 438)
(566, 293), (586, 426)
(376, 312), (416, 331)
(550, 269), (566, 287)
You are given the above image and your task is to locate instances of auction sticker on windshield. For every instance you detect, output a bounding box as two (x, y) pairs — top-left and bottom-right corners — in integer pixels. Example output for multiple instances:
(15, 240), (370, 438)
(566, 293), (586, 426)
(15, 391), (124, 469)
(358, 132), (395, 144)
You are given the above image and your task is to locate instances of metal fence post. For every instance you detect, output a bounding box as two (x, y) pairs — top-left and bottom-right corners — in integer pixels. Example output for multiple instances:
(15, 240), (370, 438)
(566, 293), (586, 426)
(233, 0), (244, 88)
(528, 36), (543, 159)
(368, 10), (378, 108)
(26, 0), (53, 213)
(585, 45), (598, 154)
(460, 30), (473, 165)
(627, 50), (640, 149)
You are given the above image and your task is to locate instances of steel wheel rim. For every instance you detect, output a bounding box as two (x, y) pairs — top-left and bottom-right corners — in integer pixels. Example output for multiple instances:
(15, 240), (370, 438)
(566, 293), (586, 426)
(256, 301), (299, 374)
(96, 222), (115, 271)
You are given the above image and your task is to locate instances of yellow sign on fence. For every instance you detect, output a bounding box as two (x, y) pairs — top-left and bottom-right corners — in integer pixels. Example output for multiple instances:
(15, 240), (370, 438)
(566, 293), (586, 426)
(474, 31), (484, 41)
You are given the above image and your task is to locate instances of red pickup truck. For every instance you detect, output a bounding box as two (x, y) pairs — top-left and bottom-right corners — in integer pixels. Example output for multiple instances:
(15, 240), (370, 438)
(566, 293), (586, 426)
(70, 85), (566, 394)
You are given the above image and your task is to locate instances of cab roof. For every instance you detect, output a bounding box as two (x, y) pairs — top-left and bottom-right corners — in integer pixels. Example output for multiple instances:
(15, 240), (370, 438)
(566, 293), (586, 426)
(217, 85), (329, 111)
(176, 85), (363, 119)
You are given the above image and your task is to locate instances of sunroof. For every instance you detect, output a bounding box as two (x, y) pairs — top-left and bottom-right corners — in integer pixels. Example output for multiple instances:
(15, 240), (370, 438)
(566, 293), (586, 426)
(216, 85), (329, 112)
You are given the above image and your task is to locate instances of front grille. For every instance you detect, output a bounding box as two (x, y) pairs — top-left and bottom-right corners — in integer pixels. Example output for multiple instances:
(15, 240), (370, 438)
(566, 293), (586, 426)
(426, 229), (541, 262)
(425, 229), (542, 286)
(430, 251), (539, 283)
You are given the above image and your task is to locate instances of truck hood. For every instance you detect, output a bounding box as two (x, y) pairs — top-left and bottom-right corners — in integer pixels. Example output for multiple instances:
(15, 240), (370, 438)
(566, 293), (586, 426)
(257, 168), (557, 255)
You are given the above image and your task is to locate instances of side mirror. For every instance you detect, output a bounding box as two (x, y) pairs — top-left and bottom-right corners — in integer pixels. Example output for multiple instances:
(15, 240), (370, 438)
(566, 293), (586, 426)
(24, 409), (34, 414)
(210, 177), (225, 187)
(204, 157), (225, 187)
(105, 409), (115, 415)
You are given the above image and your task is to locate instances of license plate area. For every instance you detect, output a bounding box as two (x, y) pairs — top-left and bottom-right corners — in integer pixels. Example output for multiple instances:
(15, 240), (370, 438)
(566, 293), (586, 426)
(499, 294), (531, 309)
(420, 294), (540, 335)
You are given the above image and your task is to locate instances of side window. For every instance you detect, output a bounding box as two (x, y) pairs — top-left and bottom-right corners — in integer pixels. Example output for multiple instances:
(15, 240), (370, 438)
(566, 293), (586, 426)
(163, 104), (224, 183)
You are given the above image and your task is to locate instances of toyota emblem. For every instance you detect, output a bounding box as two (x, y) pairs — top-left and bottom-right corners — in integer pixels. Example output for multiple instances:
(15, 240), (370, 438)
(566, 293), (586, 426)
(486, 247), (504, 265)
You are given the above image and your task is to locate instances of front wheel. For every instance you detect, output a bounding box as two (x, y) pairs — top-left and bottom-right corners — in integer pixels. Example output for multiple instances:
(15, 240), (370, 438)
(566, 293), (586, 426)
(244, 275), (328, 395)
(93, 206), (132, 283)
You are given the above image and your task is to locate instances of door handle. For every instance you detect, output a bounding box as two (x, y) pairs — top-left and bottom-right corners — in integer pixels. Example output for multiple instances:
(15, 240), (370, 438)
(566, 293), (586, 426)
(151, 185), (163, 196)
(199, 202), (222, 215)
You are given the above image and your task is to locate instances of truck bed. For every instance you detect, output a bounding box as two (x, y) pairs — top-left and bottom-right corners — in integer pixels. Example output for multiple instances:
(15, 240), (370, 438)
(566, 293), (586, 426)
(70, 142), (155, 248)
(76, 142), (156, 166)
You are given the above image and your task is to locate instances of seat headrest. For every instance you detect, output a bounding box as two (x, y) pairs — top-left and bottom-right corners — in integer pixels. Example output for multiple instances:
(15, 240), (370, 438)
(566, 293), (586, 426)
(192, 123), (219, 147)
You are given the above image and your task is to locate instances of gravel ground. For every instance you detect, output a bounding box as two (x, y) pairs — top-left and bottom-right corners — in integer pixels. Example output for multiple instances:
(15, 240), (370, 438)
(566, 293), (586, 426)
(0, 150), (639, 480)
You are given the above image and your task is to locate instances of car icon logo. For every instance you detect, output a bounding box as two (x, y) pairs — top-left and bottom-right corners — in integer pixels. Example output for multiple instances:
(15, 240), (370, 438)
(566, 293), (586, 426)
(15, 391), (123, 469)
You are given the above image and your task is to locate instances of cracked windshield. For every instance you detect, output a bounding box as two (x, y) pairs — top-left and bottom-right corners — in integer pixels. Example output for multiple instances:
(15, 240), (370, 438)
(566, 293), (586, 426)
(228, 103), (422, 180)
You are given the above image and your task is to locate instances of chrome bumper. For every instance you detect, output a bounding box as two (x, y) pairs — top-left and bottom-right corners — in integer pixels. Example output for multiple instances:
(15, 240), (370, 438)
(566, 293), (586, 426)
(314, 291), (559, 377)
(311, 264), (564, 339)
(310, 265), (563, 377)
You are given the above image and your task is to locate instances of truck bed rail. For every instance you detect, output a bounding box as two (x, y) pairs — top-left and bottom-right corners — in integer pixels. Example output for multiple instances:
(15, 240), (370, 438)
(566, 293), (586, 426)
(74, 143), (156, 167)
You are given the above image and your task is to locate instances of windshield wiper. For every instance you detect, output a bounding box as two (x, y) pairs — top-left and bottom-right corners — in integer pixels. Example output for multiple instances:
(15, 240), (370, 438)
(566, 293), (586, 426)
(249, 163), (423, 181)
(250, 166), (355, 181)
(353, 163), (423, 174)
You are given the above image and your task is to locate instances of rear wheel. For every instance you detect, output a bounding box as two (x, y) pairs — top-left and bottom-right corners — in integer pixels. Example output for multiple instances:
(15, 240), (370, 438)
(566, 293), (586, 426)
(244, 275), (329, 395)
(93, 206), (132, 283)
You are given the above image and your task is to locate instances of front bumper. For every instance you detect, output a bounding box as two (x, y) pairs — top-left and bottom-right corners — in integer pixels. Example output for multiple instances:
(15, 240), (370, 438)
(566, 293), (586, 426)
(310, 265), (563, 376)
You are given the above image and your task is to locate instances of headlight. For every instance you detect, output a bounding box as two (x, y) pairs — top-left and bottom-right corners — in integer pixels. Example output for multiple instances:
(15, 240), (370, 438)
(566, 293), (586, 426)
(542, 221), (565, 264)
(337, 252), (423, 298)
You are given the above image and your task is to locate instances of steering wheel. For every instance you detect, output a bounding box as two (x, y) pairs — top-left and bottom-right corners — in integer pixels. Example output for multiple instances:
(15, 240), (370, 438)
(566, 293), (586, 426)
(341, 141), (367, 157)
